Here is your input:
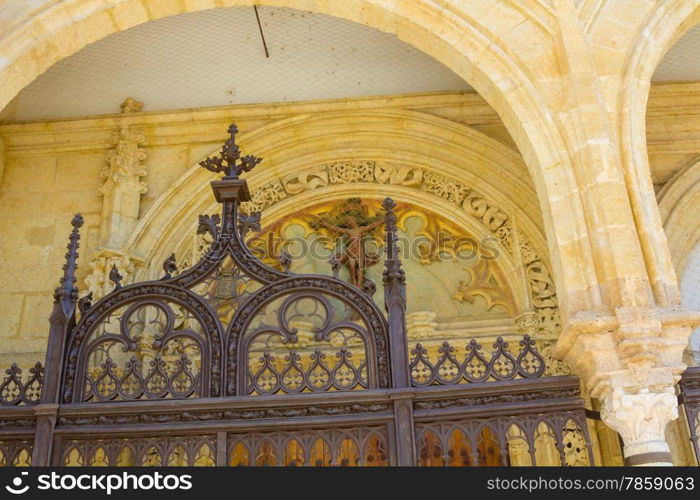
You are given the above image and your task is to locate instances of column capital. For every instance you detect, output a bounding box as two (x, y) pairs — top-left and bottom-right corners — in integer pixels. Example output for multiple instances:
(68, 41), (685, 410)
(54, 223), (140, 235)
(552, 304), (700, 465)
(553, 305), (700, 396)
(600, 386), (677, 465)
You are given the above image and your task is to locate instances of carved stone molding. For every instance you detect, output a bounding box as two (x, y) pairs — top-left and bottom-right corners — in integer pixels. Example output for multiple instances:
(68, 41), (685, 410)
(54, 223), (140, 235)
(600, 387), (677, 463)
(515, 311), (570, 376)
(97, 98), (148, 251)
(555, 307), (700, 395)
(406, 311), (438, 340)
(84, 250), (136, 300)
(120, 97), (143, 114)
(538, 340), (571, 376)
(99, 124), (147, 197)
(515, 311), (539, 336)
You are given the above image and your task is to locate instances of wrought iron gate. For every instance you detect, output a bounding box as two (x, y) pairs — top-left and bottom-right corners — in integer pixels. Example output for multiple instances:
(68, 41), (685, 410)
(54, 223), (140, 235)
(0, 125), (593, 466)
(680, 366), (700, 465)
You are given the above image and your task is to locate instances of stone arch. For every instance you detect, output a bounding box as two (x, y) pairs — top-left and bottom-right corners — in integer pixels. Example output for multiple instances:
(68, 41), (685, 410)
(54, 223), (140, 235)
(123, 110), (560, 334)
(658, 158), (700, 277)
(618, 0), (700, 306)
(658, 157), (700, 364)
(0, 0), (596, 316)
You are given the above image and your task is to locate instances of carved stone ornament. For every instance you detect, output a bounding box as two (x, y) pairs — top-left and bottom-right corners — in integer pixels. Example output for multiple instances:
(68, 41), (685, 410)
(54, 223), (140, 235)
(95, 99), (149, 252)
(120, 97), (143, 114)
(99, 124), (147, 196)
(600, 387), (678, 460)
(84, 252), (136, 300)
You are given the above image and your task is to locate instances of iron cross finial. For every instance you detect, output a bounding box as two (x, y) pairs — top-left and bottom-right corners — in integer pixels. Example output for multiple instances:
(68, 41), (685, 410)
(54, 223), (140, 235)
(199, 123), (262, 179)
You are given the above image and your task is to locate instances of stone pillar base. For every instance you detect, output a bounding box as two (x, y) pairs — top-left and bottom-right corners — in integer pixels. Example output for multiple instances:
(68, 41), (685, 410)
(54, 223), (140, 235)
(623, 441), (673, 466)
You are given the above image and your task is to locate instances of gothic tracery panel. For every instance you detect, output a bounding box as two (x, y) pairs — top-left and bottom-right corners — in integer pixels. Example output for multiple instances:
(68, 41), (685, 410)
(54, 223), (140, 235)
(61, 436), (217, 466)
(228, 426), (389, 466)
(78, 299), (211, 402)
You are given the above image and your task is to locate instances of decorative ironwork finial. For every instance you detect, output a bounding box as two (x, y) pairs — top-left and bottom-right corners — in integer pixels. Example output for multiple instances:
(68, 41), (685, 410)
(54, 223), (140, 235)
(329, 255), (342, 279)
(78, 292), (93, 316)
(53, 214), (84, 308)
(382, 198), (405, 285)
(278, 250), (292, 272)
(199, 123), (262, 179)
(109, 264), (123, 290)
(162, 253), (177, 279)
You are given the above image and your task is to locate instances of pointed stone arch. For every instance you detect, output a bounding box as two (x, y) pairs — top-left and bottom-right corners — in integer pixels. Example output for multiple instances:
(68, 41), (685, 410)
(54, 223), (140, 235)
(618, 0), (700, 305)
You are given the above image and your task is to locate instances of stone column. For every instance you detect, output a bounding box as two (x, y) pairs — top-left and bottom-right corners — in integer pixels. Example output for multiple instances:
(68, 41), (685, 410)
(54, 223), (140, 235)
(555, 306), (699, 466)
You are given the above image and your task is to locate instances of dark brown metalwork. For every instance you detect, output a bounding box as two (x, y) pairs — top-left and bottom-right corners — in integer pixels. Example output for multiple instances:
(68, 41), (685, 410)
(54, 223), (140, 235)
(0, 123), (597, 467)
(679, 365), (700, 464)
(415, 410), (591, 466)
(62, 435), (218, 466)
(0, 363), (44, 406)
(409, 335), (546, 386)
(227, 426), (388, 466)
(0, 440), (32, 466)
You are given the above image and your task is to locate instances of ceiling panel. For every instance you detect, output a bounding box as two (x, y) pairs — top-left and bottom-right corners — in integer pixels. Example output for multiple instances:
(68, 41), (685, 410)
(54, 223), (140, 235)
(1, 6), (470, 122)
(653, 24), (700, 82)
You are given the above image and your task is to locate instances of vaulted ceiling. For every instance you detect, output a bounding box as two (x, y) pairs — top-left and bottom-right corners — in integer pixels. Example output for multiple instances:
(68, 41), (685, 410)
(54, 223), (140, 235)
(1, 5), (698, 123)
(0, 6), (468, 122)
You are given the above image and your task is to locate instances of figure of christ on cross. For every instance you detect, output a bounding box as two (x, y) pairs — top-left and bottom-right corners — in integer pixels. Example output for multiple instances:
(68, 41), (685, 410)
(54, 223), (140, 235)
(314, 205), (385, 288)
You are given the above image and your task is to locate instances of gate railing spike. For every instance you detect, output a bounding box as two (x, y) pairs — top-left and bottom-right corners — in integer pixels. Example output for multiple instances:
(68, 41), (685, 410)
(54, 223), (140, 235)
(381, 198), (409, 390)
(53, 213), (84, 314)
